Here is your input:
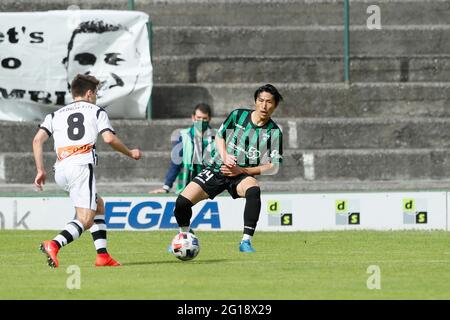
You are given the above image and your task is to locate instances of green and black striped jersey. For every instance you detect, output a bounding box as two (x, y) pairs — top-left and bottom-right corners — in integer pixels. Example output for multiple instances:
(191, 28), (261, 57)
(205, 108), (283, 172)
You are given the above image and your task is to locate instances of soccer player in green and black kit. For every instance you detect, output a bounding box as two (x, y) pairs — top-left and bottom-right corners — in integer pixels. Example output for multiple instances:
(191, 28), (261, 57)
(172, 84), (283, 252)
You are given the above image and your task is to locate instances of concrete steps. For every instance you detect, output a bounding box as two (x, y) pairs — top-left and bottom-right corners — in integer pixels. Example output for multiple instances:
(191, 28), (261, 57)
(3, 0), (450, 27)
(2, 80), (450, 120)
(5, 117), (450, 153)
(293, 117), (450, 149)
(153, 55), (450, 83)
(0, 151), (170, 184)
(307, 148), (450, 181)
(3, 148), (450, 184)
(141, 0), (450, 27)
(152, 26), (450, 57)
(151, 82), (450, 119)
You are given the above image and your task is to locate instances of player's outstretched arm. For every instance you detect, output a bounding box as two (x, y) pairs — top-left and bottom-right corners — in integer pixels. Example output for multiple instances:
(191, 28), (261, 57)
(221, 163), (277, 177)
(101, 131), (142, 160)
(32, 129), (49, 191)
(256, 163), (280, 176)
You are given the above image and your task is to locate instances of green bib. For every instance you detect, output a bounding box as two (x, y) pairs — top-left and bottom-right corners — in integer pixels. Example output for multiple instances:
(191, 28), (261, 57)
(175, 125), (215, 194)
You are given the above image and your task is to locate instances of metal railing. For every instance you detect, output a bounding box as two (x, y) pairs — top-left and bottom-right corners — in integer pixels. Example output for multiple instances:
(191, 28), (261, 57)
(344, 0), (350, 85)
(128, 0), (153, 122)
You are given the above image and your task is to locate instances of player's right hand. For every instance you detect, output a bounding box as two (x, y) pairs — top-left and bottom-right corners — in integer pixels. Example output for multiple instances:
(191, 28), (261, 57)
(224, 153), (237, 167)
(34, 170), (46, 191)
(130, 149), (142, 160)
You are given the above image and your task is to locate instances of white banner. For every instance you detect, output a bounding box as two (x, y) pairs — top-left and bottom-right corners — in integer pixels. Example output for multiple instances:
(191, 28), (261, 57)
(0, 10), (152, 121)
(0, 192), (447, 231)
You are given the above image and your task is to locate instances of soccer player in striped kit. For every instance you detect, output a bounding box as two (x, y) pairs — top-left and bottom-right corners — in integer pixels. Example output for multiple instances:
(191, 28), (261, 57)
(33, 74), (142, 268)
(172, 84), (283, 252)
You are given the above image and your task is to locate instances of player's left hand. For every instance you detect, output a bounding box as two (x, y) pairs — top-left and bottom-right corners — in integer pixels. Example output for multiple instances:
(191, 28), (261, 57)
(220, 165), (243, 177)
(130, 148), (142, 160)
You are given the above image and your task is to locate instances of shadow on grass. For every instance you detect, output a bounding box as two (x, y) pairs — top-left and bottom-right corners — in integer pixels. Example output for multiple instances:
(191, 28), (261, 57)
(123, 259), (228, 266)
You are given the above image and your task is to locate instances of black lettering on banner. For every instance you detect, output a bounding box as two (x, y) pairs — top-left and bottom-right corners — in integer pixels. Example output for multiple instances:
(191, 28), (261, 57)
(29, 91), (52, 104)
(7, 27), (18, 43)
(29, 32), (44, 43)
(54, 91), (66, 105)
(0, 88), (25, 99)
(0, 87), (67, 105)
(1, 57), (21, 69)
(0, 26), (45, 75)
(67, 112), (85, 140)
(0, 27), (44, 44)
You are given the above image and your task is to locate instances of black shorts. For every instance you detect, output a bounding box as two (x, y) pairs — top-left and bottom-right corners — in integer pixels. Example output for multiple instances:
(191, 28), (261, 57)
(192, 168), (253, 199)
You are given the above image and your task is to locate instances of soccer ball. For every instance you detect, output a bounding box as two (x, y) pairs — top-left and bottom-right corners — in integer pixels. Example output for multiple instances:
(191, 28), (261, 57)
(171, 232), (200, 261)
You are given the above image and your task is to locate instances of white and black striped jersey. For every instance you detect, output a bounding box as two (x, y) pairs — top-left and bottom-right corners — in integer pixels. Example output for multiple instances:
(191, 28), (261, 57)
(39, 100), (115, 168)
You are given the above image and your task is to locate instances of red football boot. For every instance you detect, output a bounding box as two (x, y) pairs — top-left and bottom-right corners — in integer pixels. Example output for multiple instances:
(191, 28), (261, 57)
(39, 240), (60, 268)
(95, 253), (122, 267)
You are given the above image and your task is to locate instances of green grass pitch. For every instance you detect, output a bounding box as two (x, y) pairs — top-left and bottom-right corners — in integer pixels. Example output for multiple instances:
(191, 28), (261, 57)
(0, 230), (449, 299)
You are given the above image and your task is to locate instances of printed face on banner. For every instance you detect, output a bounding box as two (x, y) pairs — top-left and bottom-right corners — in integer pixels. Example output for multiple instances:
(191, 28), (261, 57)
(62, 20), (142, 104)
(0, 12), (151, 121)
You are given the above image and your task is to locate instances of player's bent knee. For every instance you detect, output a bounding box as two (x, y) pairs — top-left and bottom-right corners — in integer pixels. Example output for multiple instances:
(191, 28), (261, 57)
(175, 195), (193, 211)
(245, 186), (261, 199)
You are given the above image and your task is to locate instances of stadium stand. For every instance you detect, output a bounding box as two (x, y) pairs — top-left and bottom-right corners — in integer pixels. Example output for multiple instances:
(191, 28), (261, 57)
(2, 0), (450, 193)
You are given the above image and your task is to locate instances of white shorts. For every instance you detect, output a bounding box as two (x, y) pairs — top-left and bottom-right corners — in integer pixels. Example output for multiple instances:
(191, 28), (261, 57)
(55, 163), (97, 211)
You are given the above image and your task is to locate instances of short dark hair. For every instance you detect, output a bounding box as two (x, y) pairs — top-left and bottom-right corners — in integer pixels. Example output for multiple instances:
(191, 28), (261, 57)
(63, 20), (126, 67)
(254, 84), (283, 106)
(71, 74), (100, 98)
(62, 20), (127, 90)
(193, 103), (212, 117)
